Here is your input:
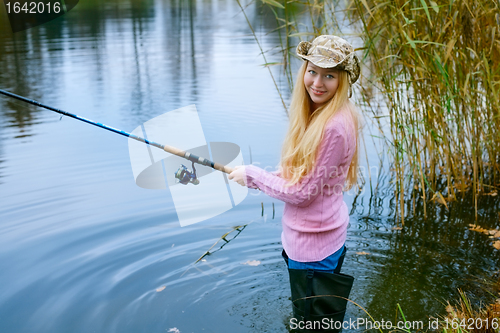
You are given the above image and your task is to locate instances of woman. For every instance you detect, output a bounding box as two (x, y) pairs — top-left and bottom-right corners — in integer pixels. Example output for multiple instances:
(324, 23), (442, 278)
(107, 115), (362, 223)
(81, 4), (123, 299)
(229, 35), (361, 331)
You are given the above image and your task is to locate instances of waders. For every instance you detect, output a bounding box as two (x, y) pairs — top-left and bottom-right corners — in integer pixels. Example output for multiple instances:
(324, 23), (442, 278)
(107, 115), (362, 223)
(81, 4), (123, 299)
(284, 247), (354, 332)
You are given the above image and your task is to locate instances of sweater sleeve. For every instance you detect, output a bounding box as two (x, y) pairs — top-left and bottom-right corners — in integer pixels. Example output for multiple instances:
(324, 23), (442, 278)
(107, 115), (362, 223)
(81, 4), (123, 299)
(246, 169), (280, 189)
(245, 123), (347, 207)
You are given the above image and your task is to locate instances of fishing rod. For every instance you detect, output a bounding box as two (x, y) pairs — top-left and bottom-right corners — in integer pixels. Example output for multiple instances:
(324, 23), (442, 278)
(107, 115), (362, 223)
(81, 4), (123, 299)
(0, 89), (234, 185)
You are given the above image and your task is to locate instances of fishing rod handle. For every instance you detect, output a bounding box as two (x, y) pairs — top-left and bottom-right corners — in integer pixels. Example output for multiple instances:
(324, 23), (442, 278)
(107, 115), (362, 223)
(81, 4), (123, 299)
(213, 162), (234, 174)
(162, 145), (234, 174)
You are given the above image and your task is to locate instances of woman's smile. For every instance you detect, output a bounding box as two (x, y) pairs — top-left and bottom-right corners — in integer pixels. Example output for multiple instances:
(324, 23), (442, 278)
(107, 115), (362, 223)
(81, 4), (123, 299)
(311, 88), (326, 95)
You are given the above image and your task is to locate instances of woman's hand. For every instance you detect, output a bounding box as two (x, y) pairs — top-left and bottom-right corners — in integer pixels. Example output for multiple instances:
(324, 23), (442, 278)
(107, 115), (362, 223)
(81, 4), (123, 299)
(228, 165), (247, 187)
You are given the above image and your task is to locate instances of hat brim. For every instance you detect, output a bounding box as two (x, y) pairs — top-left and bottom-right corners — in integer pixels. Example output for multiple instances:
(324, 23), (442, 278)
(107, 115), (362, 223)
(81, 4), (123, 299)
(297, 52), (360, 85)
(295, 36), (361, 85)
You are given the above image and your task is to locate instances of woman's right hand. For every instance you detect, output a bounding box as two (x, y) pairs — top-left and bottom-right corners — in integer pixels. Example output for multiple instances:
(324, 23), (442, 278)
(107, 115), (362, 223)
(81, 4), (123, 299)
(228, 166), (247, 187)
(228, 166), (259, 189)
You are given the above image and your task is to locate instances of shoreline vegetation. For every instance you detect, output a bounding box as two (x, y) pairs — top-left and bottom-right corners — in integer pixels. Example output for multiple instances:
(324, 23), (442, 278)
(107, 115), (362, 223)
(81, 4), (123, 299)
(238, 0), (500, 224)
(347, 0), (500, 226)
(238, 0), (500, 331)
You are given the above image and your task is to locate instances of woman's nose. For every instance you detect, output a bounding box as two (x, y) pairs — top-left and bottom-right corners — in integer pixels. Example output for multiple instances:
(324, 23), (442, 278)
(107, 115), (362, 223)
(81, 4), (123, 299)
(313, 76), (323, 87)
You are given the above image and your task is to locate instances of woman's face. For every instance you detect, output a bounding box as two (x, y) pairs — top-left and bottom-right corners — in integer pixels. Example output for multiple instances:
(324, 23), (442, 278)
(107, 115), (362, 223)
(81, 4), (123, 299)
(303, 62), (340, 110)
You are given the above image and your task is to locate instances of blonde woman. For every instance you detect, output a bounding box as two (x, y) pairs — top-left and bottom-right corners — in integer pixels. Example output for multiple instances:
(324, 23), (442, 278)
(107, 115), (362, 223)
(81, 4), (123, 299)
(229, 35), (361, 330)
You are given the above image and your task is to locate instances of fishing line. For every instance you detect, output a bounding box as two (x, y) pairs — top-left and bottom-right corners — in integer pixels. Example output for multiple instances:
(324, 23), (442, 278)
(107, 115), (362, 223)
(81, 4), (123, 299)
(0, 89), (235, 185)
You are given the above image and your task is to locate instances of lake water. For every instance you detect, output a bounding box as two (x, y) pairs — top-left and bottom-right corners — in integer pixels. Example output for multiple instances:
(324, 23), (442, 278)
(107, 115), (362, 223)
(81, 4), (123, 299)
(0, 1), (499, 332)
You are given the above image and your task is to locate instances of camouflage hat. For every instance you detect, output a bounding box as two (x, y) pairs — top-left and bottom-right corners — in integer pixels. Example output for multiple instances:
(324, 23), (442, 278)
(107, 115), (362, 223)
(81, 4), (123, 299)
(296, 35), (360, 85)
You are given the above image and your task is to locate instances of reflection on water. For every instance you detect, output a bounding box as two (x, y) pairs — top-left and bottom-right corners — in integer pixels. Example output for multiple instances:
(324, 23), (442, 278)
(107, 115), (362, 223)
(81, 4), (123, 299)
(0, 1), (498, 332)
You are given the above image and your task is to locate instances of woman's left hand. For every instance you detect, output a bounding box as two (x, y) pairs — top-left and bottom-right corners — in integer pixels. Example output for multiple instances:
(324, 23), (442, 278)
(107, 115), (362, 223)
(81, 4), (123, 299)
(228, 165), (247, 187)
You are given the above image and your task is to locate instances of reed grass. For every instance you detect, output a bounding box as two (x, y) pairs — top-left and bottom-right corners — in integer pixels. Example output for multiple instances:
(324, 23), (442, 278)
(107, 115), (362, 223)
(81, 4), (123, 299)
(244, 0), (500, 223)
(347, 0), (500, 224)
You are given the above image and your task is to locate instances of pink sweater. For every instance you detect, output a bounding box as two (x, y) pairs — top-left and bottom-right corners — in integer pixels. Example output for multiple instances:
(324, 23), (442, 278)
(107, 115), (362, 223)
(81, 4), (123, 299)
(245, 108), (356, 262)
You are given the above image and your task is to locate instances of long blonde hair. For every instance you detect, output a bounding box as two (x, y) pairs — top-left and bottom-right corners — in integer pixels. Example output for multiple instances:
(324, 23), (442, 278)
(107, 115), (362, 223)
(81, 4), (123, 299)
(280, 61), (360, 190)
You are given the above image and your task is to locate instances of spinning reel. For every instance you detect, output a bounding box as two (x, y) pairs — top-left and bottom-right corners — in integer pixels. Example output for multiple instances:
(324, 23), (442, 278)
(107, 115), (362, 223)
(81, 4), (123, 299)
(174, 162), (199, 185)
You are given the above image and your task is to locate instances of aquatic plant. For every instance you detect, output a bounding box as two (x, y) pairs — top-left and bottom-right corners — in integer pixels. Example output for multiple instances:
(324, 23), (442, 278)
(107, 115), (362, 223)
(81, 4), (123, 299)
(347, 0), (500, 225)
(240, 0), (500, 223)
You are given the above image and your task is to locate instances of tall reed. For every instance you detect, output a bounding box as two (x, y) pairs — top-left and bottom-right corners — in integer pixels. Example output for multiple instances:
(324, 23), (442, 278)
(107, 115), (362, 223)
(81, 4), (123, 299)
(348, 0), (500, 223)
(242, 0), (500, 222)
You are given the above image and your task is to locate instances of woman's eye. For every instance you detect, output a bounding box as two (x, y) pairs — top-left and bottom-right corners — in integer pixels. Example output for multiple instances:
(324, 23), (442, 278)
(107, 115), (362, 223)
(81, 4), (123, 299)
(308, 70), (316, 75)
(326, 74), (334, 79)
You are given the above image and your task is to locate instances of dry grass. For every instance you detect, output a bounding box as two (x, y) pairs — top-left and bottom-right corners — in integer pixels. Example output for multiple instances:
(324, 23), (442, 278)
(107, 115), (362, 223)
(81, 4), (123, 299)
(440, 288), (500, 333)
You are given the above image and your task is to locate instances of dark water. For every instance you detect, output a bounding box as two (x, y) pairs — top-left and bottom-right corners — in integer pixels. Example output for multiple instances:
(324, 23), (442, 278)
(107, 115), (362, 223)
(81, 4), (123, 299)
(0, 1), (499, 332)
